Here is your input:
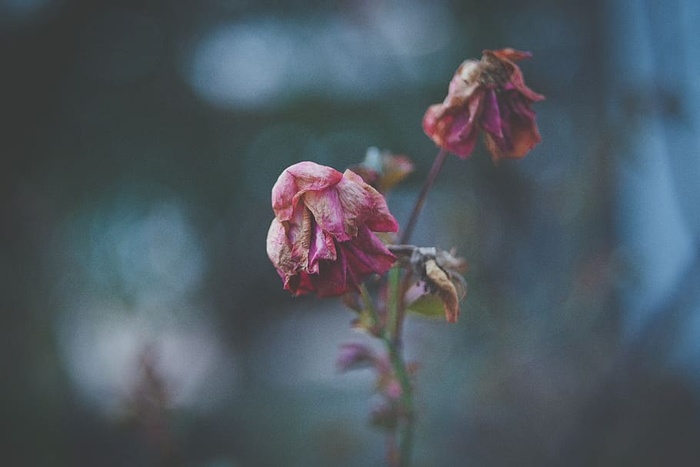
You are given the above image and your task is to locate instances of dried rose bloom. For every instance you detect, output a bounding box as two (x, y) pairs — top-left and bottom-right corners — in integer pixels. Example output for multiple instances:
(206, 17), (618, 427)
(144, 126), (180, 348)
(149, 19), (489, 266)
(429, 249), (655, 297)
(267, 161), (399, 297)
(423, 48), (545, 162)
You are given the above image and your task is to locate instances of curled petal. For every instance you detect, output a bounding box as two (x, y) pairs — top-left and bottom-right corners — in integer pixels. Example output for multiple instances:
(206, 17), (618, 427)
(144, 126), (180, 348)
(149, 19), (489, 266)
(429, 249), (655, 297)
(271, 162), (343, 221)
(308, 220), (336, 273)
(480, 89), (504, 139)
(342, 170), (399, 233)
(266, 218), (293, 276)
(445, 60), (481, 106)
(484, 90), (542, 160)
(484, 48), (545, 102)
(484, 47), (532, 63)
(425, 259), (460, 323)
(308, 226), (396, 297)
(423, 91), (485, 159)
(303, 184), (350, 241)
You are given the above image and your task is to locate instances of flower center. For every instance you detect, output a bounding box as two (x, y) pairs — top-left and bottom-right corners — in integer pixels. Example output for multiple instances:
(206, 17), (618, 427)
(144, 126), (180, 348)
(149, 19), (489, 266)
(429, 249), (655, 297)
(478, 54), (509, 88)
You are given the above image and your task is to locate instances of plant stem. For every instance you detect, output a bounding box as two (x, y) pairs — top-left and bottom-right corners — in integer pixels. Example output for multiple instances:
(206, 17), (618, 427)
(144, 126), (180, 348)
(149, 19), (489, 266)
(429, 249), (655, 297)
(386, 267), (400, 343)
(380, 149), (447, 465)
(388, 340), (414, 467)
(360, 283), (381, 330)
(399, 149), (448, 244)
(384, 266), (414, 466)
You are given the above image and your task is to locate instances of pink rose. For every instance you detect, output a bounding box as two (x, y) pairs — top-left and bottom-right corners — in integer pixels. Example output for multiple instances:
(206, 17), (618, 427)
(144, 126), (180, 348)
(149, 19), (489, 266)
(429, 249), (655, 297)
(267, 161), (398, 297)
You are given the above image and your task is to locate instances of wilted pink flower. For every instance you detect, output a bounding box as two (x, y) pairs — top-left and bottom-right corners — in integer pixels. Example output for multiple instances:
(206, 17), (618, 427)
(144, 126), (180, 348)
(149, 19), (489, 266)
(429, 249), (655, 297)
(267, 161), (399, 297)
(423, 48), (545, 162)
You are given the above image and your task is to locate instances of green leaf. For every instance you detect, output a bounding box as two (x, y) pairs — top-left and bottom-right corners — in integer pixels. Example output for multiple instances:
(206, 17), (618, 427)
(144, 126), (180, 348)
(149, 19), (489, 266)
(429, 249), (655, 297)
(406, 294), (444, 318)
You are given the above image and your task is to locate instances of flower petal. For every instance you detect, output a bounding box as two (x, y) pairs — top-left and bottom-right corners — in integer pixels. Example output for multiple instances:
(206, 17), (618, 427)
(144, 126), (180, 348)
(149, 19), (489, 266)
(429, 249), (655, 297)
(308, 221), (336, 273)
(303, 184), (350, 241)
(271, 161), (343, 221)
(425, 259), (460, 323)
(480, 89), (504, 139)
(266, 217), (292, 274)
(485, 90), (542, 160)
(483, 48), (544, 102)
(342, 170), (399, 233)
(341, 225), (396, 277)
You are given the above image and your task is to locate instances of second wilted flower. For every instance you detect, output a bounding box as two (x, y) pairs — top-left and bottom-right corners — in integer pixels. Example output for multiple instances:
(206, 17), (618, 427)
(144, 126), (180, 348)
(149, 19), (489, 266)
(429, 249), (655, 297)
(267, 161), (399, 297)
(423, 48), (545, 162)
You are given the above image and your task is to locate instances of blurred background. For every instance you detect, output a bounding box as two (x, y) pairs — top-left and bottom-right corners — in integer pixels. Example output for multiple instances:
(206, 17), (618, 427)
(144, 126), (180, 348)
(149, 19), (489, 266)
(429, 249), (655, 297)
(2, 0), (700, 465)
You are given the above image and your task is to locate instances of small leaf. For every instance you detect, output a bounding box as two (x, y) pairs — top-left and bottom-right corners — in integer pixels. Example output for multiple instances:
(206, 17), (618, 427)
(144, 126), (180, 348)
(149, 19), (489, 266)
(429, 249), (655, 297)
(351, 308), (377, 333)
(406, 293), (445, 318)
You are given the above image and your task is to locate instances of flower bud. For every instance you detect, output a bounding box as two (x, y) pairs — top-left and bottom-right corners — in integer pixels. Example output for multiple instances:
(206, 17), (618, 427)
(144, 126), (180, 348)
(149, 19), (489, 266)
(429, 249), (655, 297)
(336, 342), (377, 373)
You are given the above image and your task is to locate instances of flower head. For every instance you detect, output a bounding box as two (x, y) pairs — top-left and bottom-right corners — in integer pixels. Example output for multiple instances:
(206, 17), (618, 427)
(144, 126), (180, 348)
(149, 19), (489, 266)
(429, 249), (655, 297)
(423, 48), (545, 162)
(267, 161), (399, 297)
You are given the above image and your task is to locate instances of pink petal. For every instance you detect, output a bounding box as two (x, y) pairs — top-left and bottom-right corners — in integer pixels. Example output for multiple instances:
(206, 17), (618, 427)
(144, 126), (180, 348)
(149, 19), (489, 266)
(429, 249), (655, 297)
(440, 93), (484, 158)
(303, 184), (350, 241)
(287, 270), (316, 296)
(266, 217), (291, 273)
(342, 170), (399, 233)
(480, 89), (504, 139)
(310, 251), (350, 297)
(483, 49), (544, 102)
(341, 225), (396, 276)
(422, 104), (445, 141)
(271, 161), (343, 221)
(308, 221), (336, 273)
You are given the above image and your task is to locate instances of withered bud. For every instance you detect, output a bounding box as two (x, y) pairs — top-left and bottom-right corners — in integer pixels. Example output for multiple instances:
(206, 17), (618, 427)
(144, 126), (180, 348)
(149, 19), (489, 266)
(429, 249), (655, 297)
(349, 147), (414, 193)
(388, 245), (468, 323)
(336, 342), (377, 373)
(370, 400), (400, 431)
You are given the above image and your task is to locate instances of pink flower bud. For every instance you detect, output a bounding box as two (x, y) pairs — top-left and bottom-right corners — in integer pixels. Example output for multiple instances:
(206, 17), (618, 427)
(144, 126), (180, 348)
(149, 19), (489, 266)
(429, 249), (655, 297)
(336, 342), (377, 372)
(267, 161), (399, 297)
(384, 379), (403, 401)
(423, 48), (545, 162)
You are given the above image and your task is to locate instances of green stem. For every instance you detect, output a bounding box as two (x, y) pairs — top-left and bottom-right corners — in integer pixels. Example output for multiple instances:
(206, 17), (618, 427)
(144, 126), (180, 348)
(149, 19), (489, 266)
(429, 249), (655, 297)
(359, 283), (381, 330)
(399, 148), (448, 244)
(384, 266), (414, 466)
(379, 149), (448, 465)
(388, 340), (414, 466)
(386, 267), (400, 343)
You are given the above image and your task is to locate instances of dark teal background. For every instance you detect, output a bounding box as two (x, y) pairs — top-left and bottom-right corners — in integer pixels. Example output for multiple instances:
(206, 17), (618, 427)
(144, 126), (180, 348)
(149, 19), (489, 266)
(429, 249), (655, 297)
(3, 0), (700, 465)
